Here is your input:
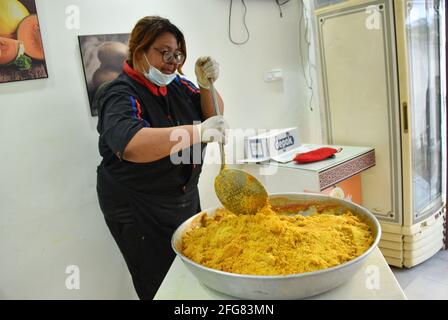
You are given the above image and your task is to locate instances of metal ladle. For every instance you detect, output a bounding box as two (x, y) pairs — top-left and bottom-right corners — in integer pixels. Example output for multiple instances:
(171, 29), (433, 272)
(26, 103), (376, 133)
(209, 81), (268, 215)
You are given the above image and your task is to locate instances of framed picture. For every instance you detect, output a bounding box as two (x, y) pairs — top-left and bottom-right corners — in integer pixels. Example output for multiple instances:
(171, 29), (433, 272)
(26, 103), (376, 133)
(78, 33), (129, 116)
(0, 0), (48, 83)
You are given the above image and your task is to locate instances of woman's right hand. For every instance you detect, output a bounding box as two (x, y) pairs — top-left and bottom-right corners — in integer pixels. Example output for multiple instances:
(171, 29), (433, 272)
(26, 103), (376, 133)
(195, 56), (220, 89)
(196, 115), (229, 144)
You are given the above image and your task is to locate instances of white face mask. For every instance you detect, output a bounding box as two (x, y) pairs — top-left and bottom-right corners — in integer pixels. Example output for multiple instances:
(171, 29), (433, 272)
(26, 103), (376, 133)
(143, 54), (176, 86)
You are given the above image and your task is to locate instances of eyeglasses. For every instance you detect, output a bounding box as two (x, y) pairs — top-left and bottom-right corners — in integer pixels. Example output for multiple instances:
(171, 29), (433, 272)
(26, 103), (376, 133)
(153, 48), (185, 64)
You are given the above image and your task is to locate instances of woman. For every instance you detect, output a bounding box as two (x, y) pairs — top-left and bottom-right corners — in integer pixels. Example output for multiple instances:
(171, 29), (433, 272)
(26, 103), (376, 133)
(94, 16), (227, 299)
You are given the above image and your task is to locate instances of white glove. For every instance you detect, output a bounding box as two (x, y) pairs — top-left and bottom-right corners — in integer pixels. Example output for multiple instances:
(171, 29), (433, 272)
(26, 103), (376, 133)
(196, 115), (229, 144)
(195, 56), (220, 89)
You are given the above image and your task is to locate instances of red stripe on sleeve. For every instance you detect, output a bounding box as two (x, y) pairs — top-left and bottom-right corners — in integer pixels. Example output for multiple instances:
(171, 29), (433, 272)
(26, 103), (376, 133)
(180, 79), (200, 94)
(135, 98), (143, 120)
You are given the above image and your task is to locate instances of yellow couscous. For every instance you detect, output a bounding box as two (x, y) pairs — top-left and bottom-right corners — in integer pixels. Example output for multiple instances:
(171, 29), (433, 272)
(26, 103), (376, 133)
(181, 204), (374, 276)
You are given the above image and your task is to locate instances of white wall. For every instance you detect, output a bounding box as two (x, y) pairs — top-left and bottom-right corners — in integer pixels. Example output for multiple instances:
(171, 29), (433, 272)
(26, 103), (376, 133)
(0, 0), (321, 299)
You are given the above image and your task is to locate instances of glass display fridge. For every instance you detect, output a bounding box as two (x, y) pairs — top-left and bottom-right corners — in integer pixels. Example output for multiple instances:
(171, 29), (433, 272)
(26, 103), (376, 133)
(313, 0), (446, 267)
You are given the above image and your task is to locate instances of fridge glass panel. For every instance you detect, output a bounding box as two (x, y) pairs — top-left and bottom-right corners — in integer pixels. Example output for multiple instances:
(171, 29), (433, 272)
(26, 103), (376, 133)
(406, 0), (442, 217)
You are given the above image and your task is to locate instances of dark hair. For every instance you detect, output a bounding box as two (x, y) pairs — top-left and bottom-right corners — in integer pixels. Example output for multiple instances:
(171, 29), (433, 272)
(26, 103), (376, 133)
(127, 16), (186, 74)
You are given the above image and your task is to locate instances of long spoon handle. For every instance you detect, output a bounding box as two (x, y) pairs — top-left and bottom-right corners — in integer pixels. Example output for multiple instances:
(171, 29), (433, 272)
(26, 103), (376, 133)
(209, 81), (226, 171)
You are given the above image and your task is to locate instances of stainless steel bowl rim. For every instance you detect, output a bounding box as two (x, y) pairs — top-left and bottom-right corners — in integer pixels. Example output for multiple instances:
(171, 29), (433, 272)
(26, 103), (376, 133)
(172, 192), (381, 280)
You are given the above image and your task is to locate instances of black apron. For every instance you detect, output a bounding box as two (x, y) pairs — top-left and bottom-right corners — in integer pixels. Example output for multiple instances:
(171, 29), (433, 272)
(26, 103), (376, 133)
(97, 163), (201, 299)
(97, 163), (200, 233)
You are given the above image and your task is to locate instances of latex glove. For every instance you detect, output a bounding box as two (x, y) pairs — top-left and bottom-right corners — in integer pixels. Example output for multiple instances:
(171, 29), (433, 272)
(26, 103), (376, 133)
(195, 115), (229, 144)
(195, 56), (220, 89)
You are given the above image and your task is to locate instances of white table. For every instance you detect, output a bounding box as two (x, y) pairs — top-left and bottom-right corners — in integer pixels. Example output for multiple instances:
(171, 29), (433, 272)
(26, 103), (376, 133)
(239, 144), (375, 193)
(154, 247), (407, 300)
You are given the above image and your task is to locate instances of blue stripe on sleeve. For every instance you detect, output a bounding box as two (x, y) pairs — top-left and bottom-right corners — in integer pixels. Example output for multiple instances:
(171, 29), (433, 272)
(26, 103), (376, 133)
(130, 96), (138, 120)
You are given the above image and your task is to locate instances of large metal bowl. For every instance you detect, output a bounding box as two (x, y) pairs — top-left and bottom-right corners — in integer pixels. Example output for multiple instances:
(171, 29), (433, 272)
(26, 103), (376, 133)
(171, 193), (381, 300)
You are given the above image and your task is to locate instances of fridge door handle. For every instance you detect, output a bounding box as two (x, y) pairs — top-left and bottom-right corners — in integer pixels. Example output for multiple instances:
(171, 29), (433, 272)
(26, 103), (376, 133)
(403, 102), (409, 133)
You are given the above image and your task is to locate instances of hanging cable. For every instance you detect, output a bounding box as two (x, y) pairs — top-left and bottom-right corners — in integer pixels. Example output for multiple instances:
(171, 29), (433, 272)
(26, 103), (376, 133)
(228, 0), (250, 45)
(299, 0), (314, 111)
(275, 0), (291, 18)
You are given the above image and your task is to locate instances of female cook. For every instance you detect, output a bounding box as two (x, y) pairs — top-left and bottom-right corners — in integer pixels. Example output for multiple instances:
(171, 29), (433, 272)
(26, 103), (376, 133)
(94, 16), (227, 299)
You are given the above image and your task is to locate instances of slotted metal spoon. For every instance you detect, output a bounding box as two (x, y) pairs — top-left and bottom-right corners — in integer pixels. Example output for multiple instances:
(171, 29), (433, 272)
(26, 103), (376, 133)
(209, 81), (268, 215)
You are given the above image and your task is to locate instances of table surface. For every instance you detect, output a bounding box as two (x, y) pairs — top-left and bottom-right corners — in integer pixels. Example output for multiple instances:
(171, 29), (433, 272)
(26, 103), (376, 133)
(154, 247), (407, 300)
(266, 144), (374, 172)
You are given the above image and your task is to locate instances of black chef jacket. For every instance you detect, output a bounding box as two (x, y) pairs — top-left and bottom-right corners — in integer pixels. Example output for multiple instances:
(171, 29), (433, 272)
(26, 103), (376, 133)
(95, 61), (207, 225)
(94, 62), (208, 299)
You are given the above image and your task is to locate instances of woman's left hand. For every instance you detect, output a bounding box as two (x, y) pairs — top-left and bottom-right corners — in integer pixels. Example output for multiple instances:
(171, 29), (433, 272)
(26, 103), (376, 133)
(195, 56), (220, 89)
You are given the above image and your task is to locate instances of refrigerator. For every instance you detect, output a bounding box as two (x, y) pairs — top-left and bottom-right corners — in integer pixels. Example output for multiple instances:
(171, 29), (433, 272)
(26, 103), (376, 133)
(312, 0), (446, 267)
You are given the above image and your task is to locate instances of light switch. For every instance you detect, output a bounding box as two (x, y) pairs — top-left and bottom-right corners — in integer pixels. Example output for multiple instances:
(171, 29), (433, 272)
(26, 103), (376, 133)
(264, 69), (283, 82)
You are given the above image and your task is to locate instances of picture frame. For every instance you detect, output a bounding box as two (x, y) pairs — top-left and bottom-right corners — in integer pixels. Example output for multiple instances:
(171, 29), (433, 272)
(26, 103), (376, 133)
(0, 0), (48, 84)
(78, 33), (129, 116)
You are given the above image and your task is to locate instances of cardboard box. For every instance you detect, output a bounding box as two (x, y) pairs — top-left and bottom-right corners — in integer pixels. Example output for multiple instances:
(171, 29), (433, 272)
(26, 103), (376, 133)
(242, 127), (304, 163)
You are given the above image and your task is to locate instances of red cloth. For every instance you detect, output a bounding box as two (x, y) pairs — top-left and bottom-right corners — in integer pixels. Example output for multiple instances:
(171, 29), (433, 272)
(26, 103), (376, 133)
(123, 62), (167, 96)
(293, 147), (339, 164)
